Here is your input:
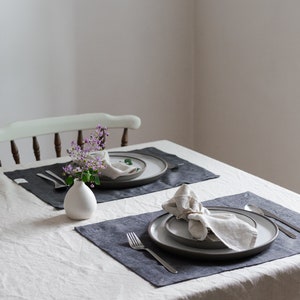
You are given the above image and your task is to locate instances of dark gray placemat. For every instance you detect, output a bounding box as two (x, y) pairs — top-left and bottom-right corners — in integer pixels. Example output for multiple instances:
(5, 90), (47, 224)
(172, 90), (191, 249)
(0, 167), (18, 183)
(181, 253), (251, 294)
(4, 147), (219, 209)
(75, 192), (300, 287)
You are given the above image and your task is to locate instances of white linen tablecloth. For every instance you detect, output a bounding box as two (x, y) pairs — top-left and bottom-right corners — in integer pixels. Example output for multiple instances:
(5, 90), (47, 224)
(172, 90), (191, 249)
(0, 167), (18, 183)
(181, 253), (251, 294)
(1, 140), (300, 300)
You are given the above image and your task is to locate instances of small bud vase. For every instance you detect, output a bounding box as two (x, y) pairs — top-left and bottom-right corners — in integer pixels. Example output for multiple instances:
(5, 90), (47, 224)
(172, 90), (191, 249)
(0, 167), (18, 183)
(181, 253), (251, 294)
(64, 179), (97, 220)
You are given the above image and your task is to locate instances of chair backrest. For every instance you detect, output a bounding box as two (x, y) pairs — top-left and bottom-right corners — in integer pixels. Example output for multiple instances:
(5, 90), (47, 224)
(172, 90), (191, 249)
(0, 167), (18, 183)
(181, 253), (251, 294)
(0, 113), (141, 166)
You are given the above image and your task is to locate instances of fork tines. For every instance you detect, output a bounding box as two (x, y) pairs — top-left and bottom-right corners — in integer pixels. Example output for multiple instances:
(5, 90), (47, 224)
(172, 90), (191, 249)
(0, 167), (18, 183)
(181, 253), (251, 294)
(126, 232), (140, 247)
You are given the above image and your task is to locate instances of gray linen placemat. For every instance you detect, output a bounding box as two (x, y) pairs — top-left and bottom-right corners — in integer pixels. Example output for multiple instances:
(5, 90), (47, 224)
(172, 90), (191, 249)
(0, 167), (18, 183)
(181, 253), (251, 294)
(4, 147), (219, 209)
(75, 192), (300, 287)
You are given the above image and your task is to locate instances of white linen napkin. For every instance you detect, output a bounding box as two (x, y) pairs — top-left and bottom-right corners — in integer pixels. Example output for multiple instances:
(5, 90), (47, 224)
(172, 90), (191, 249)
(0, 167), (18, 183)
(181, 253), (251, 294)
(89, 151), (137, 180)
(162, 184), (258, 251)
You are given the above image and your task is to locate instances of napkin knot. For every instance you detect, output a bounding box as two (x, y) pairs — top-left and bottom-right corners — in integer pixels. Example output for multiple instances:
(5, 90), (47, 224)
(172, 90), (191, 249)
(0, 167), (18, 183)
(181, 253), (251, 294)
(180, 209), (205, 219)
(162, 184), (258, 251)
(88, 150), (137, 180)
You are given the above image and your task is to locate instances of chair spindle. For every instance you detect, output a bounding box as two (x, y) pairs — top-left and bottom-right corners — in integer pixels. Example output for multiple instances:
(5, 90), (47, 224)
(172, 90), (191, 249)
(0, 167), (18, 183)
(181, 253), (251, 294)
(121, 128), (128, 147)
(77, 130), (83, 148)
(11, 140), (20, 164)
(54, 133), (62, 157)
(33, 136), (40, 161)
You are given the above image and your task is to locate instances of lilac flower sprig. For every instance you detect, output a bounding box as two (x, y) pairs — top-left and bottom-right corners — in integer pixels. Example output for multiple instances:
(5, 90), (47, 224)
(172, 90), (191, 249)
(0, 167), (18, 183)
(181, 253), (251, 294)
(63, 124), (109, 187)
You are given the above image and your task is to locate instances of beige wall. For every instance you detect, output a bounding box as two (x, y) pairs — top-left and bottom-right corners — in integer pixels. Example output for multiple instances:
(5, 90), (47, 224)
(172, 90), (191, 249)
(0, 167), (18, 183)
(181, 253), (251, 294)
(195, 0), (300, 193)
(73, 0), (195, 148)
(0, 0), (194, 165)
(2, 0), (300, 194)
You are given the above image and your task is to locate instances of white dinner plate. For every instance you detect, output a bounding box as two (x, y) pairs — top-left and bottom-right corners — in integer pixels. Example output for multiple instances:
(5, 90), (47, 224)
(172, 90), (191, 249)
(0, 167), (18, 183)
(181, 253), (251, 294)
(165, 209), (257, 249)
(148, 207), (278, 260)
(98, 151), (168, 188)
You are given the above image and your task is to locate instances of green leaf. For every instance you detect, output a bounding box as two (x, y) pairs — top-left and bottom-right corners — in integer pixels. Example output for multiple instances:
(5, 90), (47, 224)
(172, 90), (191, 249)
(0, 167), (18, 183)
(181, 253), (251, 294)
(81, 172), (90, 183)
(94, 176), (101, 185)
(124, 158), (133, 165)
(65, 176), (74, 186)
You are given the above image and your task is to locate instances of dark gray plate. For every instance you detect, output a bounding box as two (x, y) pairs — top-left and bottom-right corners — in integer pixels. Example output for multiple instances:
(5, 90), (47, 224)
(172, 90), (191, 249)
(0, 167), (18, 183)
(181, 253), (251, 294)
(98, 152), (168, 189)
(165, 211), (256, 249)
(99, 154), (146, 182)
(148, 207), (278, 260)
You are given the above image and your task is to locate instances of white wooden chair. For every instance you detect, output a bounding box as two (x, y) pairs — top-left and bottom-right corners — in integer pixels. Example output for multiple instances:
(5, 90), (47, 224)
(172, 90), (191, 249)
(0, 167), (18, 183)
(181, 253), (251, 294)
(0, 113), (141, 166)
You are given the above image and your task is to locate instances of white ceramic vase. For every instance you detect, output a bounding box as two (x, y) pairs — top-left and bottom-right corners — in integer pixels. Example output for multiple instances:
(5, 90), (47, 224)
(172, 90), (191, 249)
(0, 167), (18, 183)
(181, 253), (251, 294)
(64, 179), (97, 220)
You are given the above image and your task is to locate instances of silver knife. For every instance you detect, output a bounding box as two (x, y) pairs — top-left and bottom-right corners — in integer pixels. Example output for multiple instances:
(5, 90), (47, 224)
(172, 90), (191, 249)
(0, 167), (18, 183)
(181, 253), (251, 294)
(45, 170), (66, 185)
(261, 207), (300, 233)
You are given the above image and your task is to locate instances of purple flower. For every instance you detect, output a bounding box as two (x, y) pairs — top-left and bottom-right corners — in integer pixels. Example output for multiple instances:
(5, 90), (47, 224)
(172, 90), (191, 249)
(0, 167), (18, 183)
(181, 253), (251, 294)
(63, 124), (109, 186)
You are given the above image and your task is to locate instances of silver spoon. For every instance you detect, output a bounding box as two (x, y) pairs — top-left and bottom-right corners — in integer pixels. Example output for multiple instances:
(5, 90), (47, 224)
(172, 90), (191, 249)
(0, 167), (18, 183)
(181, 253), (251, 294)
(36, 173), (68, 190)
(255, 205), (300, 233)
(244, 204), (296, 239)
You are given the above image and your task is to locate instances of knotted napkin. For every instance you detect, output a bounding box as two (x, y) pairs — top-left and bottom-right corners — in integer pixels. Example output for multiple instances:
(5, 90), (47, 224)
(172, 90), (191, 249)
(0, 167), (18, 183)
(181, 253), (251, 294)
(89, 151), (137, 180)
(162, 184), (258, 251)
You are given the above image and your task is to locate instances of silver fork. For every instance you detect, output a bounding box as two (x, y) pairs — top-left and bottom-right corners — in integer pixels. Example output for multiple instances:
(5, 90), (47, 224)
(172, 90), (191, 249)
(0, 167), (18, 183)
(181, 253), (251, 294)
(36, 173), (68, 190)
(126, 232), (178, 274)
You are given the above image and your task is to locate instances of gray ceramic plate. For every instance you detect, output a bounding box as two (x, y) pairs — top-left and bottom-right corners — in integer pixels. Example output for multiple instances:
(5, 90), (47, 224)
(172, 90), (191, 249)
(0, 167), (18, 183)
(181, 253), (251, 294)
(99, 154), (146, 182)
(165, 210), (257, 249)
(148, 207), (278, 260)
(98, 151), (168, 189)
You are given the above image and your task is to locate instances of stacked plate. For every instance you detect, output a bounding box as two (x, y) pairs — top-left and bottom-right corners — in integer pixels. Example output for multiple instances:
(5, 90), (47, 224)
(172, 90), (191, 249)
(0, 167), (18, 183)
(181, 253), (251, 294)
(148, 207), (279, 260)
(96, 152), (168, 188)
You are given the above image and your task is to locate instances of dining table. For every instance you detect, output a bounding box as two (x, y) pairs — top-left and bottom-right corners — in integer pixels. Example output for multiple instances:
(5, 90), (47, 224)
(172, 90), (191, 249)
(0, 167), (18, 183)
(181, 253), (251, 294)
(1, 140), (300, 300)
